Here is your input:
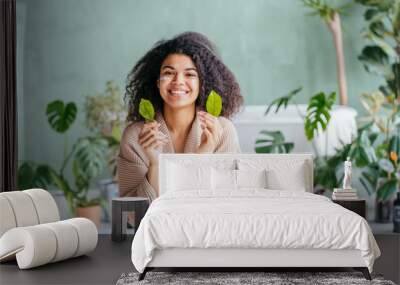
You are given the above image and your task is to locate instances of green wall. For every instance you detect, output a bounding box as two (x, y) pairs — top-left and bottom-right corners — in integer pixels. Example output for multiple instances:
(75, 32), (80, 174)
(16, 0), (381, 174)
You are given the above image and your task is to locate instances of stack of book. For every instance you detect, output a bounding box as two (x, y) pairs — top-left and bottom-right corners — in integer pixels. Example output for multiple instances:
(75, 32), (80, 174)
(332, 188), (358, 200)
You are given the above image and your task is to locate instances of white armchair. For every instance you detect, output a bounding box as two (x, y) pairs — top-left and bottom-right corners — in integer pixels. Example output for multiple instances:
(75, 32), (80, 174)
(0, 189), (98, 269)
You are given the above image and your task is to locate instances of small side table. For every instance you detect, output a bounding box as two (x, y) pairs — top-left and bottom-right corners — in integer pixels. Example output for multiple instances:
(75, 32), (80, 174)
(332, 199), (366, 218)
(112, 197), (149, 242)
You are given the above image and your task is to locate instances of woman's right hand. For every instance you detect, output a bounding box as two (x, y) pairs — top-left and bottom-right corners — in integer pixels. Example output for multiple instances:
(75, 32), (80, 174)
(138, 121), (168, 165)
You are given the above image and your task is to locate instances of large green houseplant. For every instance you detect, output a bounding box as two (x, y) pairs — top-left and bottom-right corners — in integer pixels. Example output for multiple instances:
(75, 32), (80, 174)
(257, 0), (399, 222)
(83, 81), (127, 221)
(18, 99), (109, 227)
(84, 81), (126, 178)
(353, 0), (400, 221)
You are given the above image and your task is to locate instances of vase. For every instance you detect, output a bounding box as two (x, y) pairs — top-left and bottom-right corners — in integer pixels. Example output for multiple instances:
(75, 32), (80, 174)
(76, 205), (101, 229)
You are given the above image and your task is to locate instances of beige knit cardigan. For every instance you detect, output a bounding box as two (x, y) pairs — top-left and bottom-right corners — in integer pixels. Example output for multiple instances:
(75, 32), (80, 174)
(117, 111), (241, 202)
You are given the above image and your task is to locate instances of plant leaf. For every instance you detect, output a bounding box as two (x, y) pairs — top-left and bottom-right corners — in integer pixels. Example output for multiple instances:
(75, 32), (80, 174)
(377, 178), (398, 201)
(364, 8), (379, 21)
(378, 158), (395, 173)
(358, 45), (391, 78)
(304, 92), (336, 140)
(17, 162), (54, 190)
(313, 156), (339, 191)
(139, 98), (155, 122)
(255, 130), (293, 153)
(389, 134), (400, 159)
(46, 100), (77, 133)
(265, 87), (302, 115)
(73, 137), (108, 183)
(18, 162), (35, 190)
(206, 90), (222, 117)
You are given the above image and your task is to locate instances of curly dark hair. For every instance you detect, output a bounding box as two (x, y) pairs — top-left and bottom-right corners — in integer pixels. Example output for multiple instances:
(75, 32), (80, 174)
(125, 31), (244, 122)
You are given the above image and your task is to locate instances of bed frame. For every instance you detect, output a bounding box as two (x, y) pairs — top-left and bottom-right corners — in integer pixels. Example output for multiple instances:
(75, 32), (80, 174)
(138, 154), (372, 281)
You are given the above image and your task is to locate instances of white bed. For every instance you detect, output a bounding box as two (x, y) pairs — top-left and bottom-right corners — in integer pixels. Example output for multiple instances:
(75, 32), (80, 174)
(131, 154), (380, 280)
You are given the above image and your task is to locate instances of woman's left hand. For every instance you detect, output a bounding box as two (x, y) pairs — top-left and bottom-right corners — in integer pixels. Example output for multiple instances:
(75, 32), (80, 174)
(196, 111), (222, 153)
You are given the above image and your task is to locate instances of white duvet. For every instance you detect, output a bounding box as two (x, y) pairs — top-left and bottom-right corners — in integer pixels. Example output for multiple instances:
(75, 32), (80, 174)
(131, 189), (380, 273)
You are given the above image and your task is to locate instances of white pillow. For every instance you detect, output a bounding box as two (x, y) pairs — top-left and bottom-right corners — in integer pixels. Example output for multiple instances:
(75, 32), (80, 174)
(166, 162), (212, 192)
(212, 168), (236, 190)
(266, 168), (306, 192)
(237, 158), (308, 192)
(211, 168), (268, 190)
(236, 169), (267, 189)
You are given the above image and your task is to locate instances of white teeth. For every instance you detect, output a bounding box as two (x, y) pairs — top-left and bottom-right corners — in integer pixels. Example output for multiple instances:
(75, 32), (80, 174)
(169, 91), (188, 96)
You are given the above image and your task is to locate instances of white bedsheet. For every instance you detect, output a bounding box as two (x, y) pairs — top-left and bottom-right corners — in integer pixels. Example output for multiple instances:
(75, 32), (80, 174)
(131, 190), (380, 273)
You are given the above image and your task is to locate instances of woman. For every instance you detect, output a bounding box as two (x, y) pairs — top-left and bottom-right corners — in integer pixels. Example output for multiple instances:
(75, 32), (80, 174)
(118, 31), (244, 202)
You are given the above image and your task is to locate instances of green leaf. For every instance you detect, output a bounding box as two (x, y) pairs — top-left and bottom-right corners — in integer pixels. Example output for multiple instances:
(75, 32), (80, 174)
(255, 130), (294, 153)
(378, 158), (395, 173)
(387, 63), (400, 96)
(206, 90), (222, 117)
(73, 137), (108, 182)
(364, 8), (379, 20)
(348, 131), (377, 167)
(18, 162), (35, 190)
(304, 92), (336, 140)
(264, 87), (302, 115)
(17, 162), (54, 190)
(358, 46), (392, 78)
(389, 134), (400, 158)
(359, 164), (379, 196)
(313, 156), (339, 191)
(301, 0), (347, 23)
(369, 21), (386, 37)
(110, 124), (122, 142)
(34, 165), (53, 188)
(394, 2), (400, 36)
(139, 98), (155, 122)
(46, 100), (77, 133)
(377, 178), (398, 201)
(355, 0), (394, 11)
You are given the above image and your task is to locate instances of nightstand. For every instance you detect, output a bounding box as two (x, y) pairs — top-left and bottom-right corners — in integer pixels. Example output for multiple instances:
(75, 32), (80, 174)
(111, 197), (149, 242)
(370, 223), (400, 285)
(332, 199), (366, 218)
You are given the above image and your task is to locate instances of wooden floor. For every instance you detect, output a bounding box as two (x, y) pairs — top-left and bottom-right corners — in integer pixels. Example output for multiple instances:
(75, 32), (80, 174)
(0, 235), (133, 285)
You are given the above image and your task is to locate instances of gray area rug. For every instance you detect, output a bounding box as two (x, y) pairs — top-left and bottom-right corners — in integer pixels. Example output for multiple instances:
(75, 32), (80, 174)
(116, 271), (396, 285)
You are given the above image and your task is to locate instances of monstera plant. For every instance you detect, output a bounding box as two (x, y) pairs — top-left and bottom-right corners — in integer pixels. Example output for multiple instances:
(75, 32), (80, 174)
(18, 99), (108, 227)
(256, 88), (338, 192)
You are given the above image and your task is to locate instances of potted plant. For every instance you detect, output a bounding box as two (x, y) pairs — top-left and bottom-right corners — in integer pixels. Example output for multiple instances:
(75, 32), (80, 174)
(83, 81), (127, 221)
(353, 0), (400, 221)
(18, 99), (109, 228)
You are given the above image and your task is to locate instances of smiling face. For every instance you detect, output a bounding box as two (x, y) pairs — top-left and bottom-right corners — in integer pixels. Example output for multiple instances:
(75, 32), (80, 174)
(157, 53), (200, 111)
